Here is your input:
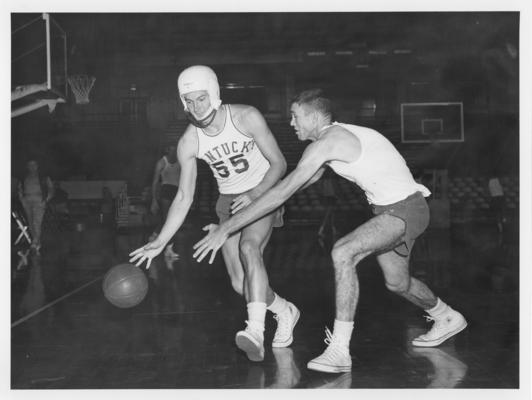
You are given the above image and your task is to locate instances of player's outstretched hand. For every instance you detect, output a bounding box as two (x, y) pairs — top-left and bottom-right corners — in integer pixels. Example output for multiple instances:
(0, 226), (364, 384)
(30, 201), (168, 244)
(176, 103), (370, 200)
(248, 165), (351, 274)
(129, 239), (166, 269)
(193, 223), (228, 264)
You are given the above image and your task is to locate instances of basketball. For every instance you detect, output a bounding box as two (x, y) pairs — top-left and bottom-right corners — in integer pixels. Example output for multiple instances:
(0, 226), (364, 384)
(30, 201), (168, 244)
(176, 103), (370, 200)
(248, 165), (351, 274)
(102, 263), (148, 308)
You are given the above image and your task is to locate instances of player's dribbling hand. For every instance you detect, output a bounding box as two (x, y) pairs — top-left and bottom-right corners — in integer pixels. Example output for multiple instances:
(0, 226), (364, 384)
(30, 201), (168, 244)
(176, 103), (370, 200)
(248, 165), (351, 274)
(192, 223), (228, 264)
(129, 239), (165, 269)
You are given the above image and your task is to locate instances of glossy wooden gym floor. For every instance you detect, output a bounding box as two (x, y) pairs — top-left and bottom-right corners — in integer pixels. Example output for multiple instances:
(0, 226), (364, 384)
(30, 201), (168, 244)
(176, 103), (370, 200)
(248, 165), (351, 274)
(11, 212), (520, 391)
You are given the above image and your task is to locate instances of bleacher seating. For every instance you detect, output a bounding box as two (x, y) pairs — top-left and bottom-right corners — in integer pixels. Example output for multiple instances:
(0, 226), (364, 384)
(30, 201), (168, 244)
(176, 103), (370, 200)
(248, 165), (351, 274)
(59, 180), (126, 200)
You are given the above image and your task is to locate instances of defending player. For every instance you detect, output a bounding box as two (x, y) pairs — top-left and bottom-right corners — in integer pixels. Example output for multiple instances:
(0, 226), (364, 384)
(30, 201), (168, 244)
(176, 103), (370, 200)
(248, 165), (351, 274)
(193, 89), (467, 373)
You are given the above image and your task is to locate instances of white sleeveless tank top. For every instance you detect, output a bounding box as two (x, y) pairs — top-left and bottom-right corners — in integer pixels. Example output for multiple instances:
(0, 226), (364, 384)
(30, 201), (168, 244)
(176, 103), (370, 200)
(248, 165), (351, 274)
(488, 178), (504, 197)
(327, 122), (431, 205)
(160, 156), (180, 186)
(196, 105), (270, 194)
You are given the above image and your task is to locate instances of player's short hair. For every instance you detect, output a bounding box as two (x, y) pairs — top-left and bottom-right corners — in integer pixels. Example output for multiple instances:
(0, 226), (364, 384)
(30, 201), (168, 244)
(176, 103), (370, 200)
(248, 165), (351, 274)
(291, 89), (334, 120)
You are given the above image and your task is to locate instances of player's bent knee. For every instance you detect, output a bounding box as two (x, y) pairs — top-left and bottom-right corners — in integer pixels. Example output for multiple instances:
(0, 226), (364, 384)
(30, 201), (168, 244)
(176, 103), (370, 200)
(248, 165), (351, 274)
(331, 244), (368, 266)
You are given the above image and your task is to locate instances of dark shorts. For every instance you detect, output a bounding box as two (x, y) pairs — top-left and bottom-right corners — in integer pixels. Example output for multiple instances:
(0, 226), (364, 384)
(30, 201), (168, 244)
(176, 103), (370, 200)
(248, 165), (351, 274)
(216, 192), (284, 228)
(372, 191), (430, 257)
(160, 184), (178, 201)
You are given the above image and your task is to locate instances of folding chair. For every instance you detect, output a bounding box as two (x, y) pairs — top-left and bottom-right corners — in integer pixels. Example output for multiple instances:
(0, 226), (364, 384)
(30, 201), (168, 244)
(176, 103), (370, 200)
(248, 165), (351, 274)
(12, 211), (32, 269)
(12, 211), (32, 246)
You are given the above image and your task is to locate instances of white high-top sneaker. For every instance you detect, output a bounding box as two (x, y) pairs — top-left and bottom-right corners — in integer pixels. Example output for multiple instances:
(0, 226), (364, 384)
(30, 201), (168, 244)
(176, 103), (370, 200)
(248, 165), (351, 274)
(307, 327), (352, 373)
(272, 302), (300, 348)
(235, 321), (265, 362)
(412, 307), (467, 347)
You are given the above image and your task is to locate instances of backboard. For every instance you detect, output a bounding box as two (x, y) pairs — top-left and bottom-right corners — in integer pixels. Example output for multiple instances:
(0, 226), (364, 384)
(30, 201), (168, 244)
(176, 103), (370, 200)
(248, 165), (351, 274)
(11, 13), (67, 117)
(400, 102), (464, 143)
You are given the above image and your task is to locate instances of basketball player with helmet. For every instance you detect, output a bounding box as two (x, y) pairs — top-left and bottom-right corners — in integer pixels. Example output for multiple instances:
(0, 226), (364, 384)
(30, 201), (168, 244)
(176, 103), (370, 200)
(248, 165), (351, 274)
(193, 89), (468, 373)
(130, 65), (300, 362)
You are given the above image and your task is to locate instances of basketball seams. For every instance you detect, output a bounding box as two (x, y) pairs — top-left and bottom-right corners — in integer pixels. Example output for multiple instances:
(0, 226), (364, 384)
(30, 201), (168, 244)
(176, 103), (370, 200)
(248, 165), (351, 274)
(103, 264), (148, 308)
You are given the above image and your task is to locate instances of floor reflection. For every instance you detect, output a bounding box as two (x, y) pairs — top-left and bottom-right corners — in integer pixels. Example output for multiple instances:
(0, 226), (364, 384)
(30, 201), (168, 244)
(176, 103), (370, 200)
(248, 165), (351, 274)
(307, 372), (352, 389)
(268, 348), (301, 389)
(409, 346), (468, 388)
(18, 254), (46, 317)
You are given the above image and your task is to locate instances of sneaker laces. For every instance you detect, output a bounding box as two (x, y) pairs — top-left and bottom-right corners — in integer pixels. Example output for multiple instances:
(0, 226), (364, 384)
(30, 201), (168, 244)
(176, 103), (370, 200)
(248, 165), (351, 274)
(324, 326), (335, 345)
(320, 327), (347, 359)
(422, 314), (448, 337)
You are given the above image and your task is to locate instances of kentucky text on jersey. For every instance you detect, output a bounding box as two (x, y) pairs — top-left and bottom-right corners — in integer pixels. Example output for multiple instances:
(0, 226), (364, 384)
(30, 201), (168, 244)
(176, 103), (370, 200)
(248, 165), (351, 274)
(203, 140), (255, 163)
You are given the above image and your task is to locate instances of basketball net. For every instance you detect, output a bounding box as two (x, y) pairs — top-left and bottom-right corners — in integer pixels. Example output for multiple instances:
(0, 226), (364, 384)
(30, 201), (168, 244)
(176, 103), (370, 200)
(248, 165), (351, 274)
(67, 75), (96, 104)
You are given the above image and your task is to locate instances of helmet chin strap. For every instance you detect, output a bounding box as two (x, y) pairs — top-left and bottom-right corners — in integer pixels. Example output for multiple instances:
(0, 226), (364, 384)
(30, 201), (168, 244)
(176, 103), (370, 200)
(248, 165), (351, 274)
(185, 107), (218, 129)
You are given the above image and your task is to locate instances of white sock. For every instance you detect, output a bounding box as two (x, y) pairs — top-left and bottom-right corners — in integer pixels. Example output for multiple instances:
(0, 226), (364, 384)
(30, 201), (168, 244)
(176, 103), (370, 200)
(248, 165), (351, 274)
(247, 302), (266, 334)
(426, 298), (449, 318)
(267, 293), (289, 315)
(333, 319), (354, 348)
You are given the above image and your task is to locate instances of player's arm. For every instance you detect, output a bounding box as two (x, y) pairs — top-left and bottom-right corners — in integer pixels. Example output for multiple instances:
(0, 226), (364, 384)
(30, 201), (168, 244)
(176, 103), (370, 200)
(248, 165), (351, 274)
(238, 106), (287, 198)
(232, 140), (332, 232)
(155, 128), (198, 245)
(299, 166), (325, 191)
(130, 127), (198, 268)
(230, 126), (359, 222)
(298, 125), (361, 191)
(45, 177), (54, 202)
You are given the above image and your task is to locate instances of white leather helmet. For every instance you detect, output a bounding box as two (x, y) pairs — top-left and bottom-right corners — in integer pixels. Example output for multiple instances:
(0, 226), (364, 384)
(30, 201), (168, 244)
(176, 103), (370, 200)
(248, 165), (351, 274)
(177, 65), (222, 112)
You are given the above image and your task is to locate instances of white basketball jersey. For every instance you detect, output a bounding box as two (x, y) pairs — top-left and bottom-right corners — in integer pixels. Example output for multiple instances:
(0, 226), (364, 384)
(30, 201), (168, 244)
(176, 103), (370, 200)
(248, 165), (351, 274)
(488, 178), (504, 197)
(327, 122), (431, 205)
(196, 105), (270, 194)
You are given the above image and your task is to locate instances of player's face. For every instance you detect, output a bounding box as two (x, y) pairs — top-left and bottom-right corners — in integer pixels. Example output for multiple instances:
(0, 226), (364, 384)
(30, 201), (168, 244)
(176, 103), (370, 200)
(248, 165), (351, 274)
(290, 103), (316, 141)
(165, 145), (176, 155)
(183, 90), (211, 119)
(165, 145), (177, 161)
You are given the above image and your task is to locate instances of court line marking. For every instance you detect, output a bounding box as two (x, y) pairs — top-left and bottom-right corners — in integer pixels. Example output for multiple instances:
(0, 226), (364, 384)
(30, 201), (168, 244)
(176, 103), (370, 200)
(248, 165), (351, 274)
(11, 276), (103, 328)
